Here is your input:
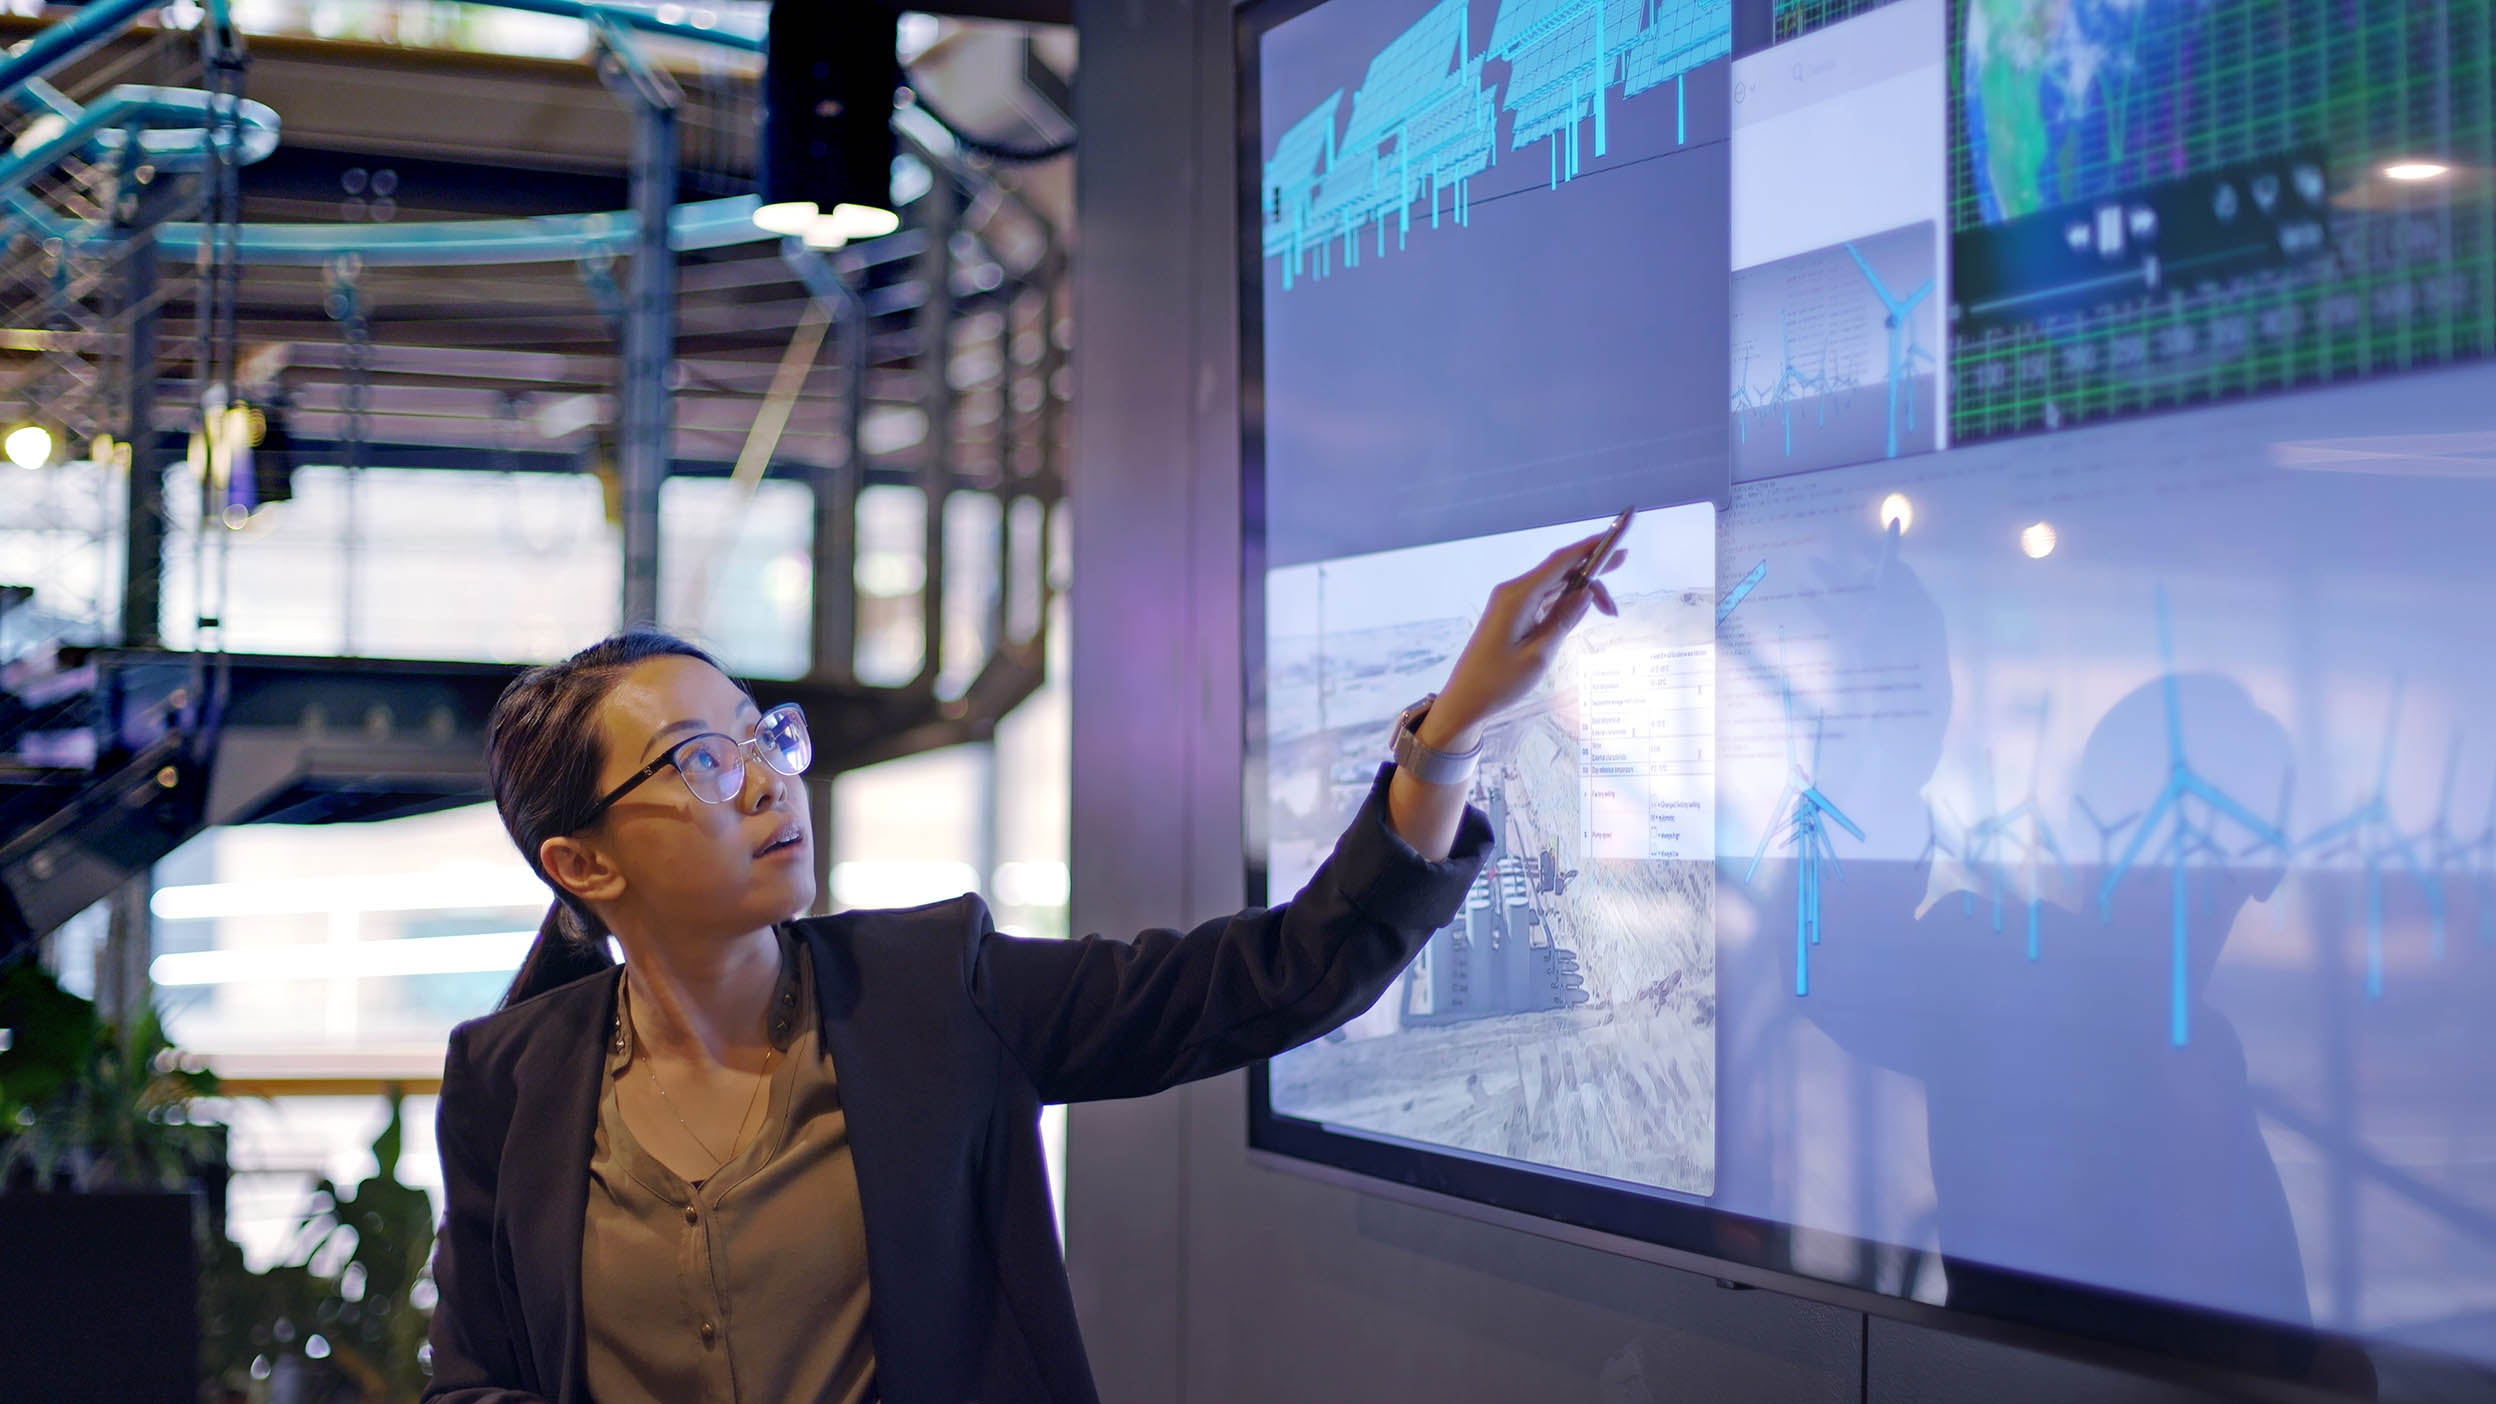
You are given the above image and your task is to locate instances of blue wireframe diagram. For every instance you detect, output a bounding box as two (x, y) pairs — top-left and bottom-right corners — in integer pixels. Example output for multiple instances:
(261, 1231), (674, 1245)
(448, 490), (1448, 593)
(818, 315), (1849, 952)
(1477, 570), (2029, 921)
(1313, 0), (1495, 270)
(1842, 239), (1935, 461)
(1955, 701), (2068, 962)
(1261, 0), (1729, 291)
(2093, 590), (2292, 1048)
(1745, 633), (1865, 997)
(2297, 681), (2450, 997)
(1490, 0), (1731, 183)
(1263, 92), (1343, 291)
(1717, 558), (1766, 623)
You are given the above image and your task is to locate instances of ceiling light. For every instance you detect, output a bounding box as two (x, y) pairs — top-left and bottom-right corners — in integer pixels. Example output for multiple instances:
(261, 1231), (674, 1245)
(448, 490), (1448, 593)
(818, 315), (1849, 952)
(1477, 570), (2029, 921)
(2383, 161), (2450, 183)
(755, 200), (819, 236)
(802, 202), (903, 248)
(756, 1), (901, 236)
(4, 423), (52, 471)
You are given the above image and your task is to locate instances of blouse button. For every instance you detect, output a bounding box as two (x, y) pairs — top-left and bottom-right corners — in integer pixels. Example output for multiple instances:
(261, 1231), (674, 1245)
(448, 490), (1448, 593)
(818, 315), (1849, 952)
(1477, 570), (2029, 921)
(683, 1205), (699, 1225)
(699, 1321), (717, 1346)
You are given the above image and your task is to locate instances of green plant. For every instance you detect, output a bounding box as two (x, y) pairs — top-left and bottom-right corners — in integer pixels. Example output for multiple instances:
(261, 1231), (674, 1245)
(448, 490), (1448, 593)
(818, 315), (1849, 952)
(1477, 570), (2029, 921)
(0, 958), (223, 1192)
(0, 959), (437, 1401)
(199, 1092), (438, 1404)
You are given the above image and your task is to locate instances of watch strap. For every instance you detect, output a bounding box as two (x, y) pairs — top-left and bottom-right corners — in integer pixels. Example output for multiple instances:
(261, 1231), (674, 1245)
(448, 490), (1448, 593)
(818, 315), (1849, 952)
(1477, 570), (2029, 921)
(1393, 698), (1481, 785)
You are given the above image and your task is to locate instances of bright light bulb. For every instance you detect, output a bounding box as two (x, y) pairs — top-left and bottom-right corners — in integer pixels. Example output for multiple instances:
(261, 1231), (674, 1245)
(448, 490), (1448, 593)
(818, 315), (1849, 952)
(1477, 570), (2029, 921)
(826, 203), (900, 240)
(2382, 161), (2450, 183)
(1878, 492), (1914, 534)
(2021, 521), (2058, 559)
(4, 423), (52, 471)
(754, 200), (819, 236)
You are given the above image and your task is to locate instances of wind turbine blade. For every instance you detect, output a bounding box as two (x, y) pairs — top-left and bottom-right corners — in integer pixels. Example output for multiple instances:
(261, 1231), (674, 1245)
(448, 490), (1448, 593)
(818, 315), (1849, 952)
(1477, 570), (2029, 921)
(2182, 773), (2288, 850)
(2378, 678), (2405, 796)
(1805, 788), (1868, 841)
(1747, 782), (1800, 882)
(2153, 589), (2188, 766)
(2102, 783), (2181, 911)
(2300, 810), (2366, 854)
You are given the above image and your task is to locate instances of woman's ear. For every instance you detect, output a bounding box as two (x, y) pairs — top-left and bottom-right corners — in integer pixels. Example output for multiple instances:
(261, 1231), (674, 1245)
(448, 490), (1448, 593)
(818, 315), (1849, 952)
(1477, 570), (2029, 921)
(540, 835), (626, 906)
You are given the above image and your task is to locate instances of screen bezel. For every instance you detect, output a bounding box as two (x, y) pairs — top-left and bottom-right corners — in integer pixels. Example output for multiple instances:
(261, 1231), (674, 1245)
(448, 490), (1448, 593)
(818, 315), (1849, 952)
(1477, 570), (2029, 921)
(1232, 0), (2403, 1396)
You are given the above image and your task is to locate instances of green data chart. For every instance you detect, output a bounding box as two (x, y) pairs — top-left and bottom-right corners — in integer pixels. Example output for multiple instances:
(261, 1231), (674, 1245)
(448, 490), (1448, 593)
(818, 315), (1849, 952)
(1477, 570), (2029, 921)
(1772, 0), (1905, 44)
(1946, 0), (2496, 441)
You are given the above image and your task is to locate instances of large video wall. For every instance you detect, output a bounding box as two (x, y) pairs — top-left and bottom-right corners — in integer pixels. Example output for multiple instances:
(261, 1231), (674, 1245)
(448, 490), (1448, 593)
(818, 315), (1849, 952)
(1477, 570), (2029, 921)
(1244, 0), (2496, 1386)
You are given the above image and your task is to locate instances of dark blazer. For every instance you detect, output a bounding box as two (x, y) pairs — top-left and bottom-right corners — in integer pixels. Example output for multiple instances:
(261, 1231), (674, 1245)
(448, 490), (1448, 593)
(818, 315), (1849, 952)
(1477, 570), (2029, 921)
(422, 768), (1490, 1403)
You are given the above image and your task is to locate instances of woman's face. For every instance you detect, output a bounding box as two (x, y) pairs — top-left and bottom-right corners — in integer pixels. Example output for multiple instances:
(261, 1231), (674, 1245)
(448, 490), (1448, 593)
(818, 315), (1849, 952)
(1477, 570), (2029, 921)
(557, 654), (817, 939)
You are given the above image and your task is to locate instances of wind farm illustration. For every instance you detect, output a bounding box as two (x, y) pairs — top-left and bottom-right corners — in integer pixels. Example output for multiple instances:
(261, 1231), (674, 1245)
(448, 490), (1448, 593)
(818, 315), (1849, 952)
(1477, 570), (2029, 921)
(1731, 223), (1941, 479)
(1729, 578), (2484, 1046)
(1956, 701), (2067, 963)
(1743, 631), (1866, 998)
(2088, 591), (2293, 1047)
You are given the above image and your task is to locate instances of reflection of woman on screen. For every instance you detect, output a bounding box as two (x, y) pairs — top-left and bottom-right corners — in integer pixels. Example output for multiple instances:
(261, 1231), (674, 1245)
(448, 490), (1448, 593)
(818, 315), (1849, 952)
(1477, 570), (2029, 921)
(418, 536), (1621, 1404)
(1915, 679), (2311, 1356)
(1757, 547), (2360, 1390)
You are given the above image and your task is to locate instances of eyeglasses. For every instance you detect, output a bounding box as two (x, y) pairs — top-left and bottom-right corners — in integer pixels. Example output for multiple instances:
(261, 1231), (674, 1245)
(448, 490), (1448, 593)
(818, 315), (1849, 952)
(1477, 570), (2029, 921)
(578, 702), (812, 828)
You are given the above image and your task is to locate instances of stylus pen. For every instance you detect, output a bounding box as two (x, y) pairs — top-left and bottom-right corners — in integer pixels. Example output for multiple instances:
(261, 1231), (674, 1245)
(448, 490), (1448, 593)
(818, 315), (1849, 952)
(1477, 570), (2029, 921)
(1565, 507), (1637, 595)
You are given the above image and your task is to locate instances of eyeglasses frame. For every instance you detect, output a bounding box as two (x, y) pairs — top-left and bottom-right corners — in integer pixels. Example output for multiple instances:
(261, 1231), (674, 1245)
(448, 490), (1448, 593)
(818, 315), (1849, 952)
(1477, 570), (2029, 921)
(575, 701), (810, 830)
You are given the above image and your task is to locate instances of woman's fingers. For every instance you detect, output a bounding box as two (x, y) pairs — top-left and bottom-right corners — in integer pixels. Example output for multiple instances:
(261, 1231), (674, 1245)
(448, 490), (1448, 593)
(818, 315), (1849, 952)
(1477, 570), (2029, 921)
(1528, 532), (1610, 590)
(1488, 533), (1604, 634)
(1542, 532), (1609, 573)
(1497, 534), (1631, 646)
(1527, 574), (1598, 644)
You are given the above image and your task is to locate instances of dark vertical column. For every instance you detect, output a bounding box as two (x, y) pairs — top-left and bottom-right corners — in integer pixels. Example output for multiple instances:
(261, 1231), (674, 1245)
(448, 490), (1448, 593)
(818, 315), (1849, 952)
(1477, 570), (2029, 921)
(1063, 0), (1203, 1397)
(813, 272), (865, 682)
(618, 94), (677, 628)
(96, 872), (153, 1032)
(116, 176), (174, 649)
(913, 170), (956, 693)
(782, 246), (865, 920)
(806, 774), (837, 918)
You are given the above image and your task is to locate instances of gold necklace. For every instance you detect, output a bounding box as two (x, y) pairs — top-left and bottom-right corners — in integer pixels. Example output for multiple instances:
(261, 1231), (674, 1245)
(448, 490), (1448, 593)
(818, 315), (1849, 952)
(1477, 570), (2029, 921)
(626, 977), (779, 1173)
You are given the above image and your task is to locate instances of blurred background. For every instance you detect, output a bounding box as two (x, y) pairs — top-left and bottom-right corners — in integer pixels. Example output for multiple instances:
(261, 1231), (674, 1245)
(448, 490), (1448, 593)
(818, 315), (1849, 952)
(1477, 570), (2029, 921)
(0, 2), (1072, 1396)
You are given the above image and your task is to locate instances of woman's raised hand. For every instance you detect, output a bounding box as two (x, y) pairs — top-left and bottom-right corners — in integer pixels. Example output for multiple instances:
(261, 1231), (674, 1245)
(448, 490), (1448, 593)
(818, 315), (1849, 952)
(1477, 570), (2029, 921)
(1419, 533), (1624, 751)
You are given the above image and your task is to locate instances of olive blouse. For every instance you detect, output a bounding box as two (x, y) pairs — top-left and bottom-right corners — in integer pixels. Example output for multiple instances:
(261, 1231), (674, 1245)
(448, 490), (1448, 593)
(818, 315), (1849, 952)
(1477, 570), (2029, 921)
(581, 925), (877, 1404)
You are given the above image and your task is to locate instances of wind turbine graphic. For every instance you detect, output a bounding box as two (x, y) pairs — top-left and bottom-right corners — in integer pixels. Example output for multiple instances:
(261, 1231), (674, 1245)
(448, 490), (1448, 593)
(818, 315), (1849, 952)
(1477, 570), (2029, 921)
(2298, 679), (2448, 996)
(1959, 701), (2069, 961)
(2421, 731), (2496, 949)
(1843, 239), (1935, 460)
(2075, 795), (2143, 871)
(1746, 633), (1865, 997)
(1771, 310), (1832, 458)
(1731, 342), (1759, 445)
(2095, 590), (2291, 1047)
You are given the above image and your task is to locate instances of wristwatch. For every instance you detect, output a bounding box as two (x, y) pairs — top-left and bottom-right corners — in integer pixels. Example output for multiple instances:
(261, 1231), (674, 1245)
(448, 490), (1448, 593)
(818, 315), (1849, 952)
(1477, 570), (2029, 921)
(1391, 693), (1482, 785)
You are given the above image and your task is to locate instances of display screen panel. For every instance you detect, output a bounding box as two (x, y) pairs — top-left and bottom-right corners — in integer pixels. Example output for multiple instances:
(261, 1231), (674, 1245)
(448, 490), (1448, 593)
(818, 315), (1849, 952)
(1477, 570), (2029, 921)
(1264, 506), (1722, 1197)
(1243, 0), (2496, 1391)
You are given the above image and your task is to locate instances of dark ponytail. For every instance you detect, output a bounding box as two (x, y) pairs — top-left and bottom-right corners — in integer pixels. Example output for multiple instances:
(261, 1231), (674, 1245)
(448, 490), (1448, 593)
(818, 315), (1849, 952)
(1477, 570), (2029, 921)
(502, 901), (616, 1010)
(487, 628), (726, 1009)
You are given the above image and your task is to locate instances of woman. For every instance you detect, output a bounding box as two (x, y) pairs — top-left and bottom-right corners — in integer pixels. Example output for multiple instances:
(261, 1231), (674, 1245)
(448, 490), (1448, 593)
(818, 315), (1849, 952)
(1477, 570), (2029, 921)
(423, 533), (1621, 1404)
